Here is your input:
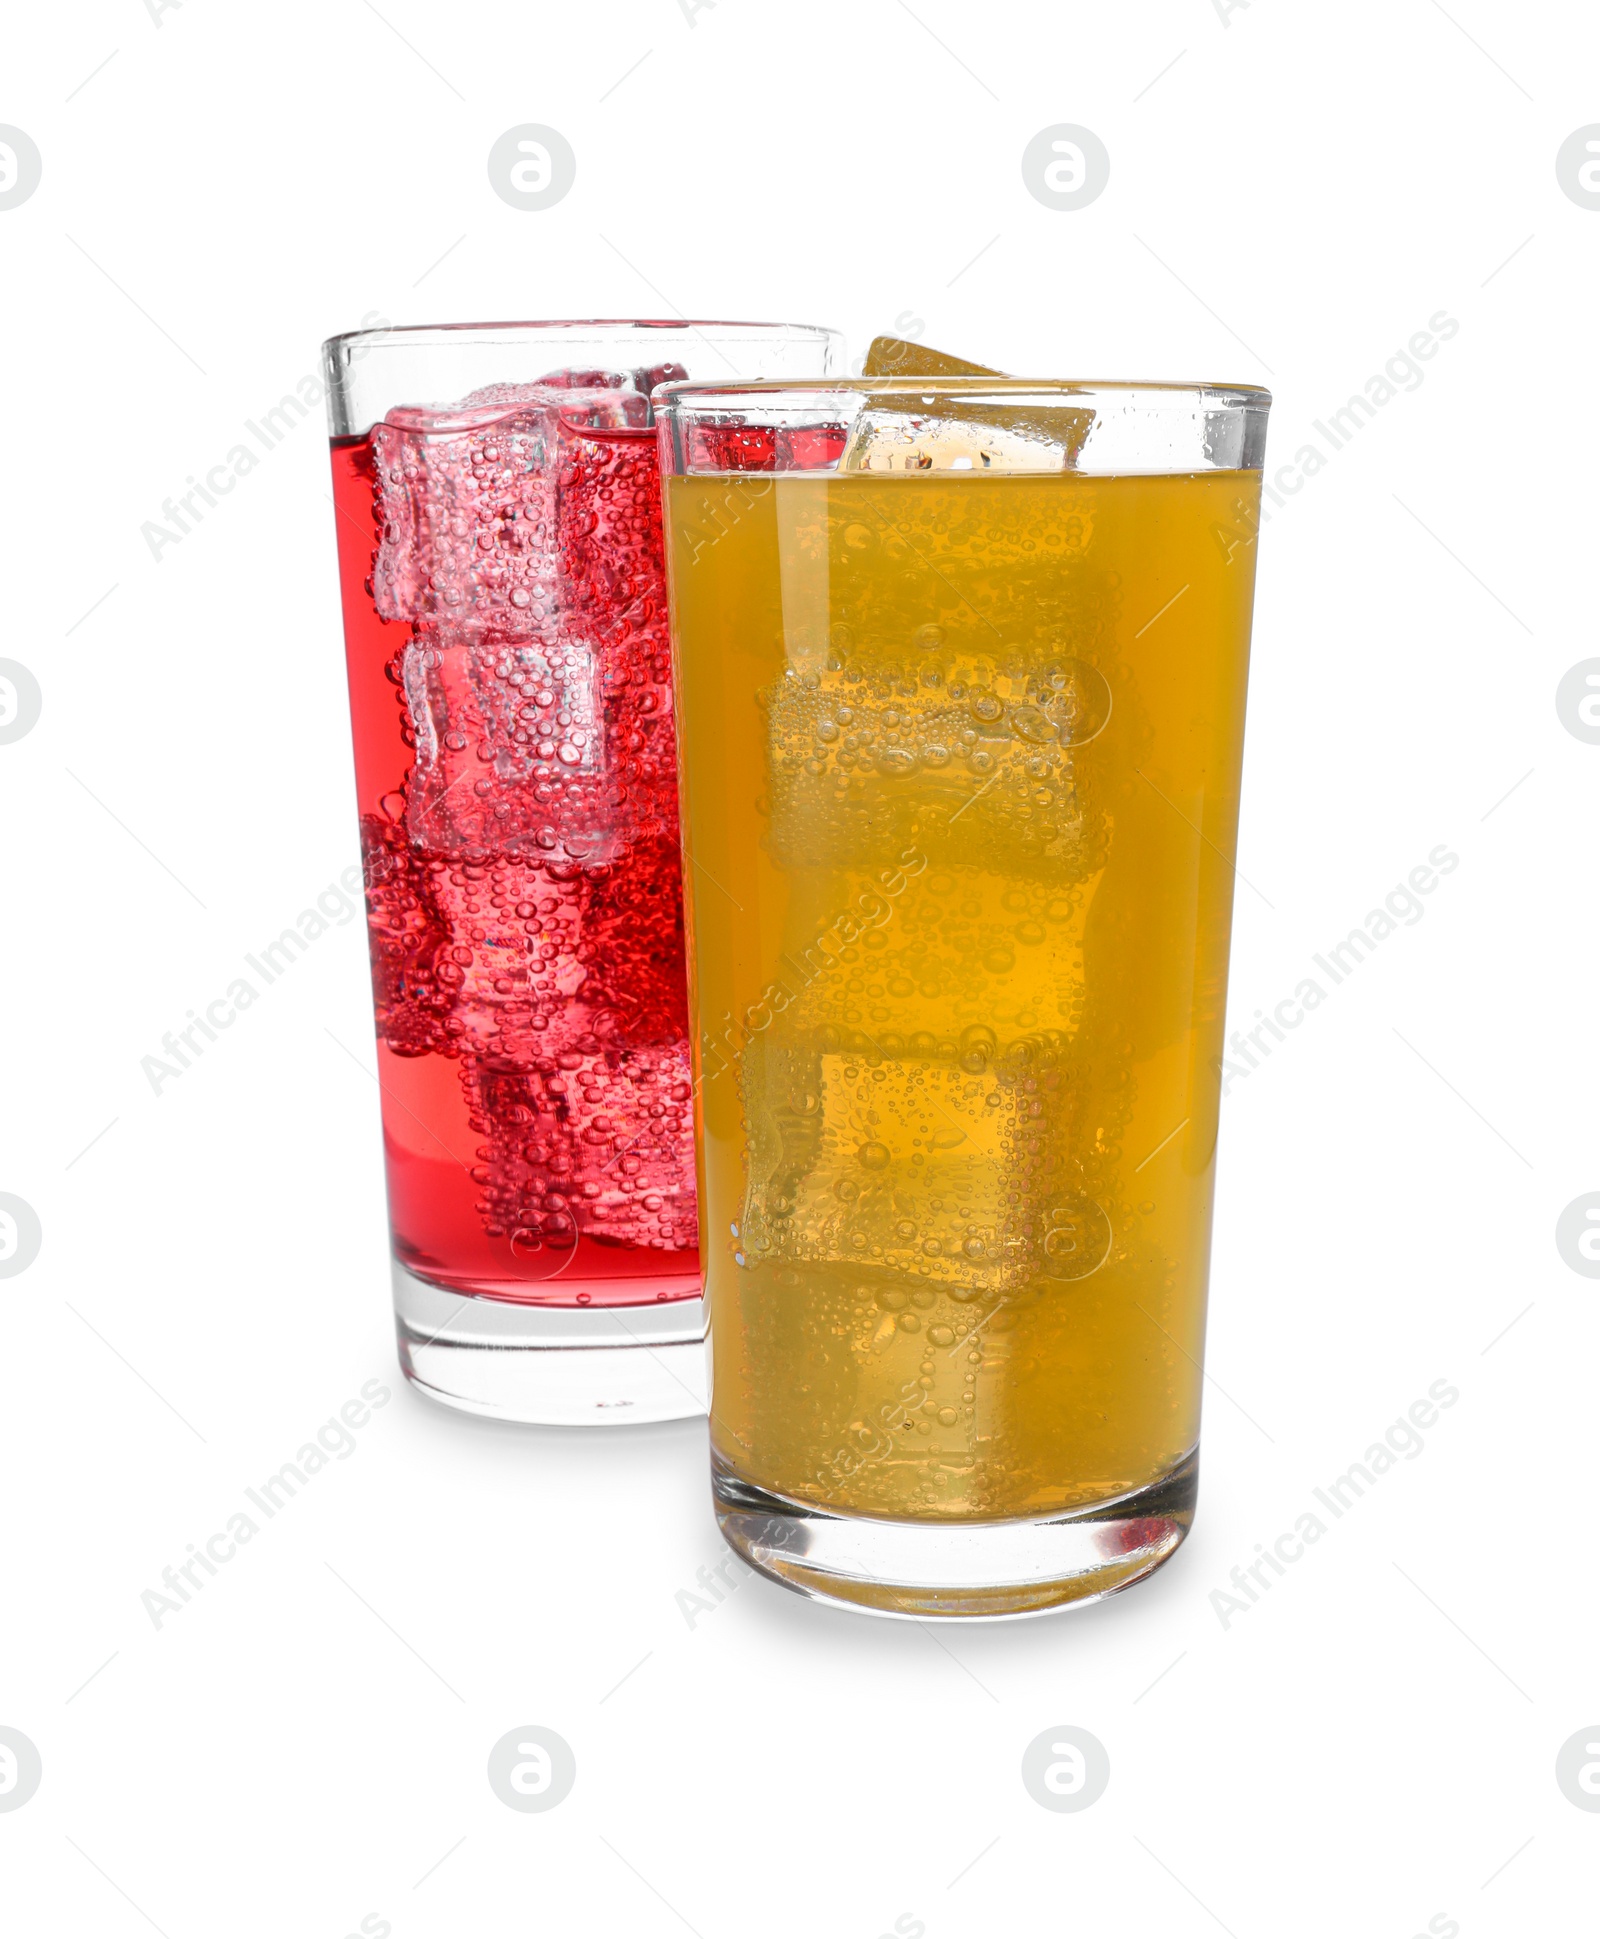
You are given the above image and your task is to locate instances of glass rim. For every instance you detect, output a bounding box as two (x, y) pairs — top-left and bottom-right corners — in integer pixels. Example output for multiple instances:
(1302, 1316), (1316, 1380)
(656, 376), (1272, 407)
(321, 317), (844, 358)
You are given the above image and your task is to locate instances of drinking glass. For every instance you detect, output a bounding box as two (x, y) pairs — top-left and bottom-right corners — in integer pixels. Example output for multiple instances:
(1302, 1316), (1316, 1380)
(323, 321), (844, 1424)
(657, 375), (1269, 1611)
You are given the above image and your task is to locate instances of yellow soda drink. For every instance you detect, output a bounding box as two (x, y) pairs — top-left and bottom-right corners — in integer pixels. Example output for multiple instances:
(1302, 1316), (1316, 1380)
(661, 384), (1265, 1600)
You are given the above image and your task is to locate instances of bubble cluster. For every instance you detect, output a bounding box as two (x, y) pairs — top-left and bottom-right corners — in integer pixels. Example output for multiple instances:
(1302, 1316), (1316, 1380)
(740, 1028), (1102, 1295)
(764, 645), (1112, 878)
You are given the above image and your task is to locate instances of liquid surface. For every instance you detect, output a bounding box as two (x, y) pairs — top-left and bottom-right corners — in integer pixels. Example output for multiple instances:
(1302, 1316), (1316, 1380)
(665, 467), (1261, 1517)
(330, 370), (700, 1306)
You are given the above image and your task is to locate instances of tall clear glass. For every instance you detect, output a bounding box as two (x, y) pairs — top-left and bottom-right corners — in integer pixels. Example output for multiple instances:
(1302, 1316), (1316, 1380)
(657, 376), (1270, 1612)
(323, 322), (844, 1424)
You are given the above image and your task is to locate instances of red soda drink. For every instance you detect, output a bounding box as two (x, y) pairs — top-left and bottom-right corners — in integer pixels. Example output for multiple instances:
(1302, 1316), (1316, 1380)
(329, 367), (700, 1307)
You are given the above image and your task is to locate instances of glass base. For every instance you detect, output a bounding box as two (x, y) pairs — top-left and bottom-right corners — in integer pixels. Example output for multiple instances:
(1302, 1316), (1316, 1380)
(713, 1448), (1197, 1620)
(393, 1263), (707, 1425)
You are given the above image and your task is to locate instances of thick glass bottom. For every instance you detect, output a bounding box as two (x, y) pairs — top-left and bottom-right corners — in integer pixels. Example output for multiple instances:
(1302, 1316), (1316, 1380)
(713, 1448), (1197, 1620)
(393, 1263), (707, 1425)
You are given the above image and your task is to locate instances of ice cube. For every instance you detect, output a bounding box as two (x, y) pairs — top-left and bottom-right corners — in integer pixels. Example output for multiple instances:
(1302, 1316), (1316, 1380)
(556, 414), (668, 633)
(772, 860), (1101, 1046)
(399, 621), (680, 866)
(404, 826), (689, 1072)
(848, 1271), (1020, 1496)
(371, 382), (650, 630)
(533, 361), (687, 398)
(535, 367), (634, 391)
(360, 810), (664, 1072)
(763, 661), (1109, 878)
(372, 389), (560, 628)
(569, 1043), (698, 1250)
(841, 342), (1092, 470)
(400, 629), (615, 863)
(421, 856), (590, 1068)
(568, 828), (690, 1051)
(838, 401), (1090, 473)
(728, 1251), (1018, 1512)
(736, 1034), (1034, 1291)
(630, 359), (689, 395)
(359, 811), (453, 1058)
(459, 381), (646, 427)
(464, 1045), (697, 1254)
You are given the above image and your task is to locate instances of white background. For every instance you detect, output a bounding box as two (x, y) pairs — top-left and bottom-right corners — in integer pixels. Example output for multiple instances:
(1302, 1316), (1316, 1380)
(1, 0), (1595, 1932)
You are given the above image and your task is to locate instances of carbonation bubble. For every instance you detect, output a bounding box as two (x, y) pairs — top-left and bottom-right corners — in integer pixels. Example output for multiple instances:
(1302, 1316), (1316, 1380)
(959, 1024), (997, 1073)
(1052, 658), (1113, 745)
(1011, 704), (1056, 744)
